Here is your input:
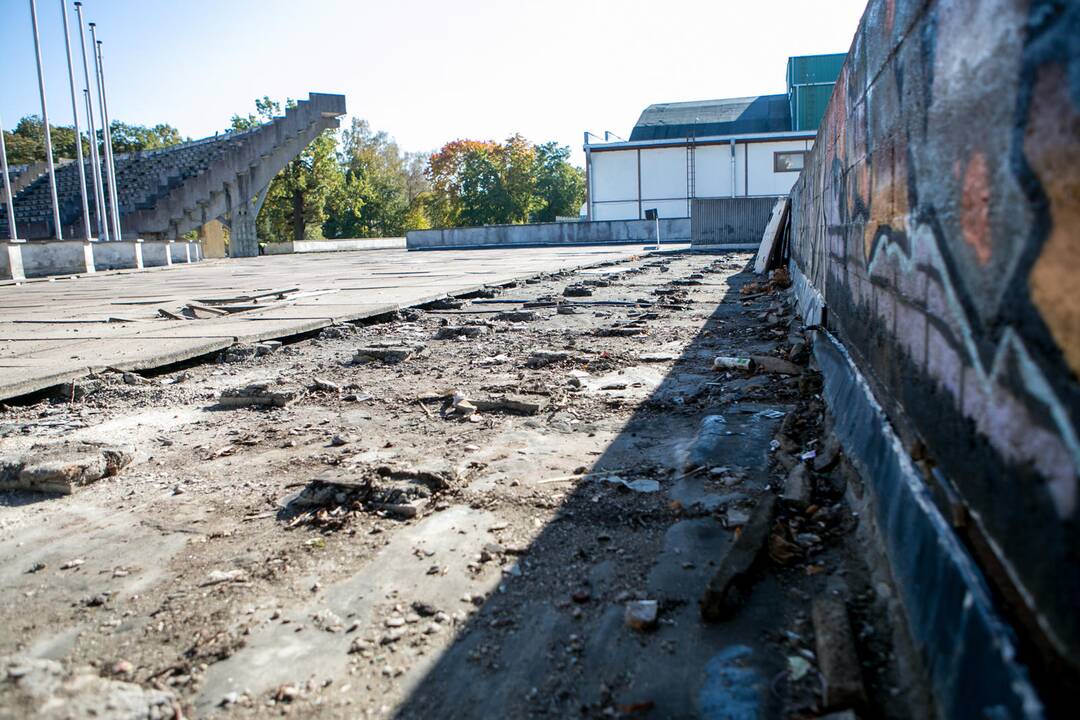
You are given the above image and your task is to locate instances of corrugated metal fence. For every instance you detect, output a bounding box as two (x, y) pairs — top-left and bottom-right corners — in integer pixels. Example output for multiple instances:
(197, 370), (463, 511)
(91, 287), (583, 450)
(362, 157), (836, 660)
(691, 197), (781, 246)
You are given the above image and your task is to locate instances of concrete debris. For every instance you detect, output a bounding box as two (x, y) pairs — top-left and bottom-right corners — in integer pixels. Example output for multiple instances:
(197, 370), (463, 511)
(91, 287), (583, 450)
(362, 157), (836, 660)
(526, 350), (581, 368)
(425, 298), (465, 310)
(600, 325), (647, 338)
(494, 310), (538, 322)
(222, 344), (258, 363)
(812, 595), (867, 710)
(782, 464), (812, 506)
(813, 434), (842, 472)
(452, 397), (477, 419)
(471, 395), (547, 416)
(556, 304), (578, 315)
(202, 569), (248, 586)
(309, 377), (341, 393)
(353, 344), (424, 364)
(319, 324), (356, 340)
(285, 463), (457, 529)
(0, 441), (134, 493)
(435, 325), (489, 339)
(749, 354), (803, 375)
(55, 378), (104, 401)
(684, 415), (729, 470)
(0, 655), (178, 719)
(624, 600), (658, 631)
(602, 476), (660, 493)
(121, 372), (149, 386)
(701, 494), (776, 621)
(563, 285), (593, 297)
(254, 340), (282, 356)
(218, 382), (297, 408)
(478, 354), (511, 366)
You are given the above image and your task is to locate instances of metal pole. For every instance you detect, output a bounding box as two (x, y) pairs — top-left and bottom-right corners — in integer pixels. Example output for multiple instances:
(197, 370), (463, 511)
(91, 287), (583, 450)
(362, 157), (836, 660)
(1, 114), (19, 242)
(90, 26), (121, 241)
(75, 3), (107, 241)
(30, 0), (63, 240)
(83, 89), (106, 240)
(61, 0), (92, 240)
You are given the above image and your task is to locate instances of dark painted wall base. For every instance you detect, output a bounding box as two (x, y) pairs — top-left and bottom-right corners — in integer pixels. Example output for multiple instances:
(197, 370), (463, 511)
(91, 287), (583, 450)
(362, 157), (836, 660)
(813, 327), (1043, 719)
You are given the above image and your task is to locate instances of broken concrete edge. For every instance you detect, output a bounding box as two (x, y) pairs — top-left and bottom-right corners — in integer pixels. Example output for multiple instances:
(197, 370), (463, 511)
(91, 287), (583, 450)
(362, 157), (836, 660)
(812, 595), (868, 710)
(812, 327), (1045, 719)
(0, 366), (99, 403)
(700, 494), (776, 621)
(406, 240), (689, 252)
(788, 260), (825, 328)
(0, 254), (658, 403)
(689, 243), (760, 253)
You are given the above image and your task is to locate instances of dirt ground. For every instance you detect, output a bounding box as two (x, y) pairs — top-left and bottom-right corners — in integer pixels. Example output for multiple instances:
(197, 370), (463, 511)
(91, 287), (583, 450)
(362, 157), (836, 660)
(0, 251), (930, 719)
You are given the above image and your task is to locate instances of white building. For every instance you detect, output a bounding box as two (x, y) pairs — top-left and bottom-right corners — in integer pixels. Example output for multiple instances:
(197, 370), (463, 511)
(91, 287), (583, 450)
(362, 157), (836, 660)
(583, 55), (844, 226)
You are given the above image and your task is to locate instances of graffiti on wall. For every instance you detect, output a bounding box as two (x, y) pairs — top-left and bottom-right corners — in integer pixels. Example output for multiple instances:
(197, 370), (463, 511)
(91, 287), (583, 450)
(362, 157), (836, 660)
(791, 0), (1080, 676)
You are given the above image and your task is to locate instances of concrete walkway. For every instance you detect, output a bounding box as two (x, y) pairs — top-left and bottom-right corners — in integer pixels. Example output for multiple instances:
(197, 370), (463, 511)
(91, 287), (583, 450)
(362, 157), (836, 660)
(0, 244), (685, 401)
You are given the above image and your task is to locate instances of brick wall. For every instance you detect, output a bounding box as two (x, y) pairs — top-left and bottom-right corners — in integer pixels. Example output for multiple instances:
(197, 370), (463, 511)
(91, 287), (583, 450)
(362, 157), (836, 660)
(790, 0), (1080, 691)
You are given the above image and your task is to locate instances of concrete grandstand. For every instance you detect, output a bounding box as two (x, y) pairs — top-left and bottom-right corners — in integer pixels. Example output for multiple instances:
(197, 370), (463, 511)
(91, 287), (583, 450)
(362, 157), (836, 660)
(1, 93), (345, 259)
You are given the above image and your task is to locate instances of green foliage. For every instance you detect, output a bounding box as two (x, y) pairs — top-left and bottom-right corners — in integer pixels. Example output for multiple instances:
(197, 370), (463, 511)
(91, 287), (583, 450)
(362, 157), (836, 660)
(425, 136), (584, 228)
(229, 96), (281, 133)
(260, 129), (342, 242)
(325, 118), (409, 238)
(3, 115), (87, 164)
(2, 115), (184, 164)
(107, 121), (184, 154)
(230, 97), (343, 243)
(532, 142), (586, 222)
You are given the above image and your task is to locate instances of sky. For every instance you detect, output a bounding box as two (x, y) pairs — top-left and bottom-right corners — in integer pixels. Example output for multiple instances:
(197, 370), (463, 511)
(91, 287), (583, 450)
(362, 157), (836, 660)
(1, 0), (869, 166)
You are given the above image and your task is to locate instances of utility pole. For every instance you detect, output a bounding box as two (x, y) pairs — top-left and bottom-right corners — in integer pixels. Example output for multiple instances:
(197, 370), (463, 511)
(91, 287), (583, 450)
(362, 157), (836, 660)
(75, 2), (106, 240)
(90, 25), (121, 241)
(29, 0), (63, 239)
(61, 0), (92, 240)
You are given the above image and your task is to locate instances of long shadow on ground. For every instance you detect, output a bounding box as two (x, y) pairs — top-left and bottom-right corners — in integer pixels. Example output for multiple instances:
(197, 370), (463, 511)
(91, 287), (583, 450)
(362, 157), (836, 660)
(393, 255), (804, 719)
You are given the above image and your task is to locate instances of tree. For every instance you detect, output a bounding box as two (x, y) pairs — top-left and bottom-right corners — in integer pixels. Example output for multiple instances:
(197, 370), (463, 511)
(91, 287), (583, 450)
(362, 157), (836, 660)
(2, 115), (183, 164)
(532, 142), (586, 222)
(107, 121), (184, 154)
(268, 129), (341, 241)
(3, 115), (88, 163)
(500, 134), (537, 223)
(325, 118), (409, 238)
(229, 96), (281, 132)
(427, 139), (498, 227)
(425, 136), (584, 228)
(231, 97), (342, 243)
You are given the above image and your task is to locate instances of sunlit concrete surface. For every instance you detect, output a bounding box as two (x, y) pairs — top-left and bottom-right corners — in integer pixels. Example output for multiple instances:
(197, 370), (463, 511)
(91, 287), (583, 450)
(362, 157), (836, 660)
(0, 244), (687, 400)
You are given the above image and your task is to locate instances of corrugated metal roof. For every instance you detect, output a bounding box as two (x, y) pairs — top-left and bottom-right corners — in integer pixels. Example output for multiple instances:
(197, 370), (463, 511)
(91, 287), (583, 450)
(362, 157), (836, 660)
(629, 94), (792, 142)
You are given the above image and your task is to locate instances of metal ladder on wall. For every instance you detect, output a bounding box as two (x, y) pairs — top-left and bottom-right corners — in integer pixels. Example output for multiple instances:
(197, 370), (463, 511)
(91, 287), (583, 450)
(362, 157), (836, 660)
(686, 131), (696, 216)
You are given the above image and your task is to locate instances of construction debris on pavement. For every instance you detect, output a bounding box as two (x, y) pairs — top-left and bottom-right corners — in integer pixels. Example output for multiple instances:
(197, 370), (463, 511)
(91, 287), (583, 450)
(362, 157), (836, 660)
(0, 251), (930, 720)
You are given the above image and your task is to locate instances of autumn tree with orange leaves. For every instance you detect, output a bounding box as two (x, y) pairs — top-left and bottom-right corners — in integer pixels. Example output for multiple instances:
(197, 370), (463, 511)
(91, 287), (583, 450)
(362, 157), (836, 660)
(424, 135), (584, 228)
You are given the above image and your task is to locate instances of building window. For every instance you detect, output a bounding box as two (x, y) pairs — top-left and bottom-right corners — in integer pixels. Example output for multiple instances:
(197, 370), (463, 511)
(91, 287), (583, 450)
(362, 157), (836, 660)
(774, 150), (807, 172)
